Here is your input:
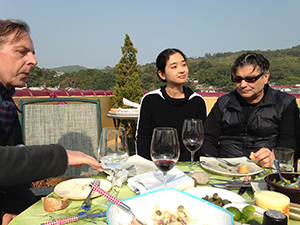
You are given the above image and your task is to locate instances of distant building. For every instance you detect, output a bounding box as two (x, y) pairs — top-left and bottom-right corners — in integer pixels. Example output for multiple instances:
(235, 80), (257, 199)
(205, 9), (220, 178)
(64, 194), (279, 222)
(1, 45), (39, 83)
(195, 84), (220, 93)
(270, 85), (300, 94)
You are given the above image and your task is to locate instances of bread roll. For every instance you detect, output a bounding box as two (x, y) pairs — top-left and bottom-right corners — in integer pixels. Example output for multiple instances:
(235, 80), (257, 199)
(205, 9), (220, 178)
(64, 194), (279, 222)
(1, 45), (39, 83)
(238, 165), (249, 174)
(250, 152), (255, 160)
(250, 152), (258, 164)
(42, 197), (68, 212)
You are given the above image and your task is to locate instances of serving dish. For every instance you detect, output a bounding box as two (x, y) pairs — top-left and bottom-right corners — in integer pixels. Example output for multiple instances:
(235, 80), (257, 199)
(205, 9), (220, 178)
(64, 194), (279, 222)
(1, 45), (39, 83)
(185, 186), (246, 204)
(264, 172), (300, 204)
(107, 188), (233, 225)
(54, 178), (111, 200)
(200, 156), (263, 176)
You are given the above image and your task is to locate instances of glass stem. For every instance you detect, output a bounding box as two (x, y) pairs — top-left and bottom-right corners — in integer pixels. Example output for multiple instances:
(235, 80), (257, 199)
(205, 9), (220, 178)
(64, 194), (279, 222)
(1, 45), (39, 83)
(190, 152), (195, 175)
(163, 172), (167, 188)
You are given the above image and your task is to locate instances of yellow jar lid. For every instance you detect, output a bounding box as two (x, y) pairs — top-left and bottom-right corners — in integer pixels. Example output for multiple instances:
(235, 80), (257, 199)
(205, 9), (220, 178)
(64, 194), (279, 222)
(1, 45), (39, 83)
(254, 190), (290, 206)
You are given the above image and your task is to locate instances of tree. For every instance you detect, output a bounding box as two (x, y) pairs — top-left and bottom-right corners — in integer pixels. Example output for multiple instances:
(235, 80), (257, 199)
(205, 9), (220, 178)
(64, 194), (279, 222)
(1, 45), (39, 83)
(111, 34), (143, 108)
(111, 34), (143, 138)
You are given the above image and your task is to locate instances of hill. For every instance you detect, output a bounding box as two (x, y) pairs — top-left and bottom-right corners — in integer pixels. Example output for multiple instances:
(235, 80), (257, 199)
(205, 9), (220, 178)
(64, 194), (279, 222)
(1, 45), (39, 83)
(51, 65), (88, 73)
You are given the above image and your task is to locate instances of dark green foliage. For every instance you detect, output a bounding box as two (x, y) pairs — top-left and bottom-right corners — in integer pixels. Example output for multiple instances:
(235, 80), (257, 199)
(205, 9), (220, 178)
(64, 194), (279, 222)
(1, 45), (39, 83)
(111, 34), (143, 108)
(110, 34), (144, 138)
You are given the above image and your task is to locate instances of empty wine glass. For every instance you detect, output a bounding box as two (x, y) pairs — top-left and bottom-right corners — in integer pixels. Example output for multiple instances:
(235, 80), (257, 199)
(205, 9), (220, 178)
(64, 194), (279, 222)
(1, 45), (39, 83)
(150, 127), (180, 188)
(96, 127), (129, 196)
(182, 119), (204, 175)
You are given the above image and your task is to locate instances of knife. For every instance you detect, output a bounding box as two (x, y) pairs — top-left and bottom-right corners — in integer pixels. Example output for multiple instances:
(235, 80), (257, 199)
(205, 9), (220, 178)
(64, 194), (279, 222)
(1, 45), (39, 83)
(238, 175), (250, 195)
(238, 187), (248, 195)
(41, 211), (106, 225)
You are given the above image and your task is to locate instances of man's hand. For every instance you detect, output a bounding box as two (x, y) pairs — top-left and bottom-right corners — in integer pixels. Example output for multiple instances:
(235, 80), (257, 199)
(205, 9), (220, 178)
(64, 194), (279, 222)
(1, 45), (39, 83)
(254, 148), (274, 168)
(66, 150), (103, 172)
(2, 213), (17, 225)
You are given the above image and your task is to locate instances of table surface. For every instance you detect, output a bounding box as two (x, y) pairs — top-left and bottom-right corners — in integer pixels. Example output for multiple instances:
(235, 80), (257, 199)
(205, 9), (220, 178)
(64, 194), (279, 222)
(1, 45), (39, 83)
(10, 162), (300, 225)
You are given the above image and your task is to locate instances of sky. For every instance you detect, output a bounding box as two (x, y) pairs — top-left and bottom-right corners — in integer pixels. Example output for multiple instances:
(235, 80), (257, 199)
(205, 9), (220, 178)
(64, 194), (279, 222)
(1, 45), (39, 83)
(1, 0), (300, 69)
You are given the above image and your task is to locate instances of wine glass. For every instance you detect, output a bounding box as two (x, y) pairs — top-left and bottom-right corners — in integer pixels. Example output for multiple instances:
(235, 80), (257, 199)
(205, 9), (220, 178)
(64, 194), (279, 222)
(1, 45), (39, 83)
(150, 127), (180, 188)
(96, 127), (129, 196)
(182, 119), (204, 175)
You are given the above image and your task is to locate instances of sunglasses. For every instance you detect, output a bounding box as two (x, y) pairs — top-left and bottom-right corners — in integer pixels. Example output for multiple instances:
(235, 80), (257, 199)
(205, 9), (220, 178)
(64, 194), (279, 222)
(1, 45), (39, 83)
(232, 72), (264, 83)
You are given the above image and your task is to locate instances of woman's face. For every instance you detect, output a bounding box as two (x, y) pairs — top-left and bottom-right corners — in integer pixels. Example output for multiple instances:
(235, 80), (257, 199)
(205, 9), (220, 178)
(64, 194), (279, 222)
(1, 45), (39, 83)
(158, 52), (188, 86)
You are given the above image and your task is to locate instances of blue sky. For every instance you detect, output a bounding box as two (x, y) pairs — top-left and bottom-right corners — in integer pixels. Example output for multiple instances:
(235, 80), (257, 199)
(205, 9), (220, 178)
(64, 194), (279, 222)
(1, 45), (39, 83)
(1, 0), (300, 69)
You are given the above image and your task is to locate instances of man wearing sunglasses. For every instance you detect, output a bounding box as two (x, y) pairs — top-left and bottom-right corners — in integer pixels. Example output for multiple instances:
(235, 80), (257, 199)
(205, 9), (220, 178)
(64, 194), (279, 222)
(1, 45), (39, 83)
(200, 52), (299, 168)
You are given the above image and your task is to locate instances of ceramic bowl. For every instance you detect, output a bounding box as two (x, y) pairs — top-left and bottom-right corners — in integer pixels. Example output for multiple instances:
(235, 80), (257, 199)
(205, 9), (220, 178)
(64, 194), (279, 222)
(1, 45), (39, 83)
(264, 172), (300, 204)
(107, 188), (233, 225)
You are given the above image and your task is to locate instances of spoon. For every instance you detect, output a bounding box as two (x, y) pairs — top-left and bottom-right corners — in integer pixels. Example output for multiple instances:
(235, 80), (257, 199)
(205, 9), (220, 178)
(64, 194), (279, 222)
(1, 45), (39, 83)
(288, 175), (300, 189)
(274, 159), (284, 186)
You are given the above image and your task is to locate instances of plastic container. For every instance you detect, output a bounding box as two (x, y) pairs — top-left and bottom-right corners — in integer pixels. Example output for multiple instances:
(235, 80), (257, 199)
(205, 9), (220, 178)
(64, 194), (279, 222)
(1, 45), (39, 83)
(254, 190), (290, 217)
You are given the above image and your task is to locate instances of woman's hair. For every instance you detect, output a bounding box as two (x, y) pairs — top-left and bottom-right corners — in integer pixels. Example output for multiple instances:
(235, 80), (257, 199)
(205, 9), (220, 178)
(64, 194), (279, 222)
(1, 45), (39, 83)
(156, 48), (186, 82)
(231, 51), (270, 79)
(0, 19), (30, 46)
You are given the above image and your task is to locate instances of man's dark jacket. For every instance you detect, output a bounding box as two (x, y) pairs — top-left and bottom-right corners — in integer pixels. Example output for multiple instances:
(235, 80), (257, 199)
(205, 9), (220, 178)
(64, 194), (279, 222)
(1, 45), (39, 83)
(201, 84), (299, 159)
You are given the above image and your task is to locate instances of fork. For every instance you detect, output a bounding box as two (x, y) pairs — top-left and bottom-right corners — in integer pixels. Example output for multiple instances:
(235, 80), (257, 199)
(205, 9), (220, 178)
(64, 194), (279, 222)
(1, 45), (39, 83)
(82, 179), (100, 205)
(205, 154), (240, 167)
(89, 182), (145, 225)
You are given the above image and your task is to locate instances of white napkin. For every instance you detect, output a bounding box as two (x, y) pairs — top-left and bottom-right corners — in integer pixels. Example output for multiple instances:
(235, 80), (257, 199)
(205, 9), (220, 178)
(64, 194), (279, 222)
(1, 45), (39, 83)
(123, 98), (140, 108)
(107, 169), (129, 187)
(127, 167), (194, 195)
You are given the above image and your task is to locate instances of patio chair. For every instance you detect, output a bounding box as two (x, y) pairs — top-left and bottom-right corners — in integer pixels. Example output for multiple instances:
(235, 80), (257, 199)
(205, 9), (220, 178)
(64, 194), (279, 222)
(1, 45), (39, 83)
(18, 98), (102, 195)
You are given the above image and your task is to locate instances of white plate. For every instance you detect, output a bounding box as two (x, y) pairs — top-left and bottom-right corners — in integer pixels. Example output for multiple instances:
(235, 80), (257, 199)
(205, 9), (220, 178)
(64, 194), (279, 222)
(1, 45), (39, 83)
(108, 111), (139, 117)
(185, 186), (246, 204)
(103, 155), (158, 177)
(200, 156), (263, 176)
(107, 188), (233, 225)
(54, 178), (111, 200)
(223, 203), (265, 225)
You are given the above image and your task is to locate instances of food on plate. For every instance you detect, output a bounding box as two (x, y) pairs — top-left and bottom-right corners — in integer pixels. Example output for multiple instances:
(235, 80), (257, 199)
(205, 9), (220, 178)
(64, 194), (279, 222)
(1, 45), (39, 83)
(226, 205), (263, 224)
(238, 165), (250, 174)
(110, 108), (118, 112)
(202, 193), (232, 207)
(42, 197), (68, 212)
(218, 163), (227, 169)
(151, 205), (197, 225)
(191, 171), (210, 185)
(129, 204), (197, 225)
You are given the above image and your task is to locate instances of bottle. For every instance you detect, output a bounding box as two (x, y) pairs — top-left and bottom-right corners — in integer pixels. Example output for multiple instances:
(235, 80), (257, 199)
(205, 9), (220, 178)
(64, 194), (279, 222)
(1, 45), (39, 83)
(263, 209), (287, 225)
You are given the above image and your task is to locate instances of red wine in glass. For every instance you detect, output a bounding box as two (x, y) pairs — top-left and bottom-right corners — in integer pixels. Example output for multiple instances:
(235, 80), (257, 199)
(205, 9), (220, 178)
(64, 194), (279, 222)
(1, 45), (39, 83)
(150, 127), (180, 188)
(153, 159), (176, 172)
